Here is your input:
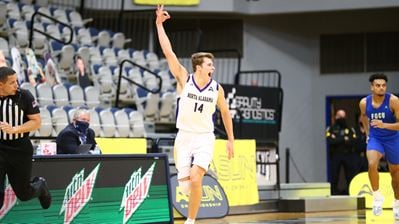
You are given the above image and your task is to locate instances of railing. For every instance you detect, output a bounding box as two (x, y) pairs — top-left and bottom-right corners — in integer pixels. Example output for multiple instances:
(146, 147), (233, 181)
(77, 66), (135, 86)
(257, 141), (281, 194)
(234, 70), (283, 133)
(235, 69), (281, 87)
(115, 59), (162, 108)
(29, 11), (74, 48)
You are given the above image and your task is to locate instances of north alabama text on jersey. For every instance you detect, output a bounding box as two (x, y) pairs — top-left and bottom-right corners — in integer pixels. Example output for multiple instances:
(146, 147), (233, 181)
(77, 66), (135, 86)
(187, 93), (214, 103)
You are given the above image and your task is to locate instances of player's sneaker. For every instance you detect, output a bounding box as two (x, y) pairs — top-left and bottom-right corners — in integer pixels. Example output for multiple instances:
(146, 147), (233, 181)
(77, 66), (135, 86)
(393, 206), (399, 220)
(184, 219), (195, 224)
(372, 196), (384, 216)
(393, 201), (399, 220)
(32, 177), (52, 209)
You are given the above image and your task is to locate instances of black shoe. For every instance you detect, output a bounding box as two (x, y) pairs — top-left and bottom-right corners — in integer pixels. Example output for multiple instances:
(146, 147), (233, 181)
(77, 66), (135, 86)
(33, 177), (52, 209)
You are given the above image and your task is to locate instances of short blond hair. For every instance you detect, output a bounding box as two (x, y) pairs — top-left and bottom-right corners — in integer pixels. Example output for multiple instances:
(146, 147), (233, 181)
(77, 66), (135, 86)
(191, 52), (214, 72)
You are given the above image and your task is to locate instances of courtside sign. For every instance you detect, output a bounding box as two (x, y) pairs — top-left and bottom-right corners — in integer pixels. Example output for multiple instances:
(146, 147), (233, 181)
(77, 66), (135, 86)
(0, 154), (173, 224)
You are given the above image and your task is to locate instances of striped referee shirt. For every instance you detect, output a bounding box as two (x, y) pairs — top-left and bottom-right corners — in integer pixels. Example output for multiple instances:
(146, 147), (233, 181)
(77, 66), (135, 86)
(0, 89), (40, 140)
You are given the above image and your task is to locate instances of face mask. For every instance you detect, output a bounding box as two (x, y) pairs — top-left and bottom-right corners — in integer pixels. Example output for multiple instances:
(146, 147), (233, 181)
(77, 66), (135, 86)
(75, 120), (89, 134)
(336, 118), (347, 127)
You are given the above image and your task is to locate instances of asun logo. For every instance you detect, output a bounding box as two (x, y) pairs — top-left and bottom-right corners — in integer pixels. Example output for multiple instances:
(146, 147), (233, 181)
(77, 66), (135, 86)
(226, 87), (276, 124)
(0, 176), (17, 220)
(357, 184), (373, 197)
(120, 162), (156, 224)
(176, 184), (224, 208)
(60, 164), (100, 224)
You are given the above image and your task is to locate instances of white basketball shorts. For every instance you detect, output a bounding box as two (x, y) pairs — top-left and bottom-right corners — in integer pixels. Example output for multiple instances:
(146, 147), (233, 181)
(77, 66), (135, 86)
(174, 130), (215, 180)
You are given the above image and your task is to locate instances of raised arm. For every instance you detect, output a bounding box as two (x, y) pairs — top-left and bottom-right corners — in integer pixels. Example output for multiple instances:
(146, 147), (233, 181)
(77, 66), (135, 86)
(155, 5), (188, 89)
(359, 97), (369, 136)
(217, 85), (234, 159)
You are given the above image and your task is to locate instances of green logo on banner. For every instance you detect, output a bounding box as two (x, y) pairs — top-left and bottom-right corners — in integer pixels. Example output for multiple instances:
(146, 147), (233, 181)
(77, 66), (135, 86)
(0, 176), (17, 219)
(60, 163), (101, 224)
(120, 162), (156, 224)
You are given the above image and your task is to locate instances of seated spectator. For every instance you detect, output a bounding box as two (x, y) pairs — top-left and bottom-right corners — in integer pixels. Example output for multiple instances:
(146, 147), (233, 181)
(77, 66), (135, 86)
(75, 56), (91, 89)
(56, 108), (101, 154)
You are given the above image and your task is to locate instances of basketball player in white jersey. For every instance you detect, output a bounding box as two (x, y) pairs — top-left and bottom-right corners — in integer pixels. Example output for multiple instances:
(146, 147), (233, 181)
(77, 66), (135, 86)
(156, 5), (234, 224)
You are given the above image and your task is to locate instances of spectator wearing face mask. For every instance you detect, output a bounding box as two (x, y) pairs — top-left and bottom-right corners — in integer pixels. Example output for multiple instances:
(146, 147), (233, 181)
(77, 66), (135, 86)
(56, 108), (100, 154)
(326, 109), (357, 195)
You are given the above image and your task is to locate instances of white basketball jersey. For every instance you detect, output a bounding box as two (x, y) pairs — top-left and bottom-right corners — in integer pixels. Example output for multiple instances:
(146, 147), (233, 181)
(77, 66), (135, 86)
(176, 74), (219, 133)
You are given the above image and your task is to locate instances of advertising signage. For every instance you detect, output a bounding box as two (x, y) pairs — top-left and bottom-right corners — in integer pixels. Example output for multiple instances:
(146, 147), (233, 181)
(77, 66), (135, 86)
(170, 174), (229, 219)
(223, 84), (282, 143)
(0, 154), (174, 224)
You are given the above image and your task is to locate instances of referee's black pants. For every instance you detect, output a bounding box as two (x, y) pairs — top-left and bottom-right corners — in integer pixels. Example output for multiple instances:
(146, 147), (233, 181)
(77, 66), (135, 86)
(0, 138), (42, 208)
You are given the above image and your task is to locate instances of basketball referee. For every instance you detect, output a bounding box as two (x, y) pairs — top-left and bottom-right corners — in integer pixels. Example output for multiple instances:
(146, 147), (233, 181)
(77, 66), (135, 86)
(0, 66), (51, 209)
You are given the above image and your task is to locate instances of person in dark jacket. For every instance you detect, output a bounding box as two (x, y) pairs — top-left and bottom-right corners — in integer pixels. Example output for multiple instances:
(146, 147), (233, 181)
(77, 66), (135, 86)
(56, 108), (99, 154)
(326, 109), (357, 195)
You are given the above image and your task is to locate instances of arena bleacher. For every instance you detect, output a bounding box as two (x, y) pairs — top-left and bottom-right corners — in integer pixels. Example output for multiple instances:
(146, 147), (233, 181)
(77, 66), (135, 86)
(0, 0), (179, 145)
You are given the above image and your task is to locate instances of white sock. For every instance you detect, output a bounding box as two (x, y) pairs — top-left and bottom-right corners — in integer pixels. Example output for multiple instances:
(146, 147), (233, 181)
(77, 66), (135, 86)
(184, 218), (195, 224)
(373, 190), (383, 199)
(393, 200), (399, 208)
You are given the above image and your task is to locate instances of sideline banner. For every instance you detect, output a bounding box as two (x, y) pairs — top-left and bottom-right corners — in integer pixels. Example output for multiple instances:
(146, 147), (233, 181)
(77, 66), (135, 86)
(133, 0), (200, 6)
(170, 174), (229, 219)
(0, 154), (173, 224)
(349, 172), (393, 208)
(209, 139), (259, 206)
(223, 85), (282, 143)
(96, 138), (147, 154)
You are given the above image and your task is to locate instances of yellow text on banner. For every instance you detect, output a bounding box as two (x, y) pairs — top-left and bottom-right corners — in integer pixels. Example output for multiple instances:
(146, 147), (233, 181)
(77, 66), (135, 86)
(209, 139), (259, 206)
(133, 0), (199, 5)
(349, 172), (394, 208)
(96, 138), (147, 154)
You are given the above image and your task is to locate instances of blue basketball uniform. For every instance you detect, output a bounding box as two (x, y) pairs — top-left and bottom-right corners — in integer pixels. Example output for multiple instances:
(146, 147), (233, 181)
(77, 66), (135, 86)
(366, 93), (399, 164)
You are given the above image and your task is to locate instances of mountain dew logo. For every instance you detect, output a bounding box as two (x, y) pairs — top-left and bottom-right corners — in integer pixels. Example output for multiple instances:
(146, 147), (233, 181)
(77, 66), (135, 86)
(60, 164), (100, 224)
(0, 176), (17, 219)
(120, 162), (156, 224)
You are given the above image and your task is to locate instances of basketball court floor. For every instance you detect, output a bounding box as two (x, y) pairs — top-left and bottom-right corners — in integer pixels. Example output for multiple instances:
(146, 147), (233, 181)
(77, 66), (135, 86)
(174, 209), (399, 224)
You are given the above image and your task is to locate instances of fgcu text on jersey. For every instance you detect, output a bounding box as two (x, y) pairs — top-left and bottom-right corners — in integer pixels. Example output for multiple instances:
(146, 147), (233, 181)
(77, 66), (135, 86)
(0, 176), (17, 220)
(60, 164), (100, 224)
(120, 163), (156, 224)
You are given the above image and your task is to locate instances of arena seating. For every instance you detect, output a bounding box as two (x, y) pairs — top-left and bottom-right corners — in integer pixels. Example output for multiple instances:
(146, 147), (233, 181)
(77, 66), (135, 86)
(0, 0), (176, 140)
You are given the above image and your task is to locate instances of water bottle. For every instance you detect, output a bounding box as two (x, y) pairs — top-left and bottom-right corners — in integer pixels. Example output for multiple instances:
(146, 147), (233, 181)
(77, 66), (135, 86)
(36, 144), (42, 155)
(90, 145), (102, 155)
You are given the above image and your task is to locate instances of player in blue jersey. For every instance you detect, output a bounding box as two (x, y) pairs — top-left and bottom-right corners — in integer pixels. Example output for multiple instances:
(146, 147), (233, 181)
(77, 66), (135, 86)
(156, 5), (234, 224)
(359, 73), (399, 219)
